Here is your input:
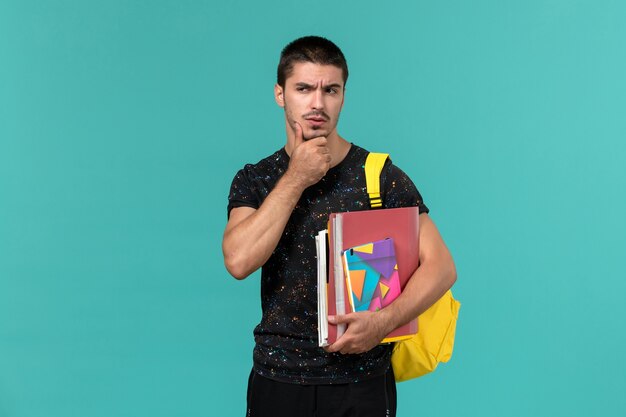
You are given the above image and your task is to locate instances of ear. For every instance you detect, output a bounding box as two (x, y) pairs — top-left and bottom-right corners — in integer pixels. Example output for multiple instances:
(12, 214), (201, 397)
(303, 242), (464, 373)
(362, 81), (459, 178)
(274, 83), (285, 108)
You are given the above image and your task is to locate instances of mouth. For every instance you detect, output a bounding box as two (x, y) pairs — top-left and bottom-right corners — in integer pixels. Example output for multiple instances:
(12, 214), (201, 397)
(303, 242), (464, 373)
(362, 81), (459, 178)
(305, 117), (327, 127)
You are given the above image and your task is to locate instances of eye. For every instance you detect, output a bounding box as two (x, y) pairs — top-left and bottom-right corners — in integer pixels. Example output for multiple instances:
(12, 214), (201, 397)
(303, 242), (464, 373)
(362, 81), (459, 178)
(296, 86), (309, 92)
(325, 87), (338, 94)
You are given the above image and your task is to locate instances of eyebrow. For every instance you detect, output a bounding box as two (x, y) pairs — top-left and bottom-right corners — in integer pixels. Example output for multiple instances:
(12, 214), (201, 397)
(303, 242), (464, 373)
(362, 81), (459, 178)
(295, 82), (343, 89)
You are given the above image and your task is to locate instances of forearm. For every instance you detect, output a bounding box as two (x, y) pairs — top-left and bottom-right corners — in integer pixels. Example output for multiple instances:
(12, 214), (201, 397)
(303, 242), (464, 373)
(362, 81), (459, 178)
(326, 257), (456, 355)
(223, 171), (305, 279)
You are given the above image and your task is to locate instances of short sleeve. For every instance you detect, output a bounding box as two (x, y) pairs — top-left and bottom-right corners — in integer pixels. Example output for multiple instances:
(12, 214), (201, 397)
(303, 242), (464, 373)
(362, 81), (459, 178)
(380, 160), (429, 214)
(227, 167), (260, 218)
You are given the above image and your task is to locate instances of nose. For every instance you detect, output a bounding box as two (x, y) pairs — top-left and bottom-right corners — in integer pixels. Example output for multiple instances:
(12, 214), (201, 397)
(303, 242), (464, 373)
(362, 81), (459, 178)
(311, 88), (324, 111)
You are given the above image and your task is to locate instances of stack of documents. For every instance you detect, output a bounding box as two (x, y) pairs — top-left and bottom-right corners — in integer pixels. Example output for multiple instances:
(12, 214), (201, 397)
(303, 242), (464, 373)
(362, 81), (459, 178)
(316, 207), (421, 347)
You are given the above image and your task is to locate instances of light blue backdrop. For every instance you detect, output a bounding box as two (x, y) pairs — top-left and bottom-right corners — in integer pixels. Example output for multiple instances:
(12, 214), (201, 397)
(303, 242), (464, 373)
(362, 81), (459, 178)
(1, 1), (625, 416)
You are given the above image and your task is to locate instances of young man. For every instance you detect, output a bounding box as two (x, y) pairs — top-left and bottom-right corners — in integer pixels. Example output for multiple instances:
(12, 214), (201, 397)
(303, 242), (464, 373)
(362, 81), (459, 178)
(223, 36), (456, 417)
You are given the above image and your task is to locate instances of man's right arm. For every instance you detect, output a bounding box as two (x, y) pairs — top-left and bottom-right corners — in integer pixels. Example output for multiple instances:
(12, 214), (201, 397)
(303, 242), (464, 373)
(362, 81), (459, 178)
(222, 172), (306, 279)
(222, 124), (330, 280)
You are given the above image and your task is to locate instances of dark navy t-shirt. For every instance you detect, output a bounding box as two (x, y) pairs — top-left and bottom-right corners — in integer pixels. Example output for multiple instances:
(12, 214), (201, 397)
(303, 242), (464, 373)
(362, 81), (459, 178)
(227, 144), (428, 384)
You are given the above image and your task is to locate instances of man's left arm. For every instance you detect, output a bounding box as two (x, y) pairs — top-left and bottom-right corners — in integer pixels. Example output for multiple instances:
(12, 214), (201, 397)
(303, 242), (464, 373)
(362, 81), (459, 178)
(326, 213), (456, 355)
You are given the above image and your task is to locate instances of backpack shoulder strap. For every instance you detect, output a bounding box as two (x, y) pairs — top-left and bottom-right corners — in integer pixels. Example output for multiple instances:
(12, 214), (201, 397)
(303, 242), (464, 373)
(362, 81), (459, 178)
(364, 152), (389, 208)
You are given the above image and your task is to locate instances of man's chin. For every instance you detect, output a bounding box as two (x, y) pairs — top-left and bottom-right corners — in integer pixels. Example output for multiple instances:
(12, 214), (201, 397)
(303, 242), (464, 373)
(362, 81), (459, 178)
(304, 128), (330, 140)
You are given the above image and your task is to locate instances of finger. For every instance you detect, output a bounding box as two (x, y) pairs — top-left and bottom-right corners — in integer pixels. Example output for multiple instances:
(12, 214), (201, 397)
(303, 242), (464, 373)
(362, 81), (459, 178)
(328, 314), (352, 325)
(308, 139), (328, 150)
(310, 136), (328, 146)
(294, 122), (304, 146)
(326, 339), (345, 353)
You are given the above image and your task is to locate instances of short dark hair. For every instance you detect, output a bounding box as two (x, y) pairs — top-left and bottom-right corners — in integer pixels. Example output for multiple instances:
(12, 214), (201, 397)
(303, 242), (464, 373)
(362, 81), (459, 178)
(277, 36), (349, 88)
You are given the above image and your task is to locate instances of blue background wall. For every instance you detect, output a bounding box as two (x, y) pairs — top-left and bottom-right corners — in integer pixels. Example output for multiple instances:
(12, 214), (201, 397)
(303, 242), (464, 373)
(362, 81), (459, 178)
(1, 1), (625, 416)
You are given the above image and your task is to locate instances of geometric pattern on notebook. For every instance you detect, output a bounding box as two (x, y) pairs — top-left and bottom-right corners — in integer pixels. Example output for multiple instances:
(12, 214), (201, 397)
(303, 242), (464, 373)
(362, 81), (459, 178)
(379, 282), (390, 298)
(352, 239), (396, 278)
(369, 296), (382, 312)
(344, 238), (400, 312)
(379, 270), (401, 308)
(348, 269), (366, 301)
(352, 242), (374, 254)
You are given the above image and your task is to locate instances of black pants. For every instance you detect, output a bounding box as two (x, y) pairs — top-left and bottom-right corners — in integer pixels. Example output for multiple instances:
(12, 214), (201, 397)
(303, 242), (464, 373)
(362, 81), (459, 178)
(246, 367), (397, 417)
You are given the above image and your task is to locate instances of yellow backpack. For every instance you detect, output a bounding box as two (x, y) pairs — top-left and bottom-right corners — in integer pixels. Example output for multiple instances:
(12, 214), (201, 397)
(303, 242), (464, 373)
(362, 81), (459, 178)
(364, 152), (461, 382)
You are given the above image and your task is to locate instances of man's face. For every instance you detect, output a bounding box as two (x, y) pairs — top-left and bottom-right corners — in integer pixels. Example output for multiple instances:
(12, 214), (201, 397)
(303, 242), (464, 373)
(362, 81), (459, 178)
(275, 62), (345, 140)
